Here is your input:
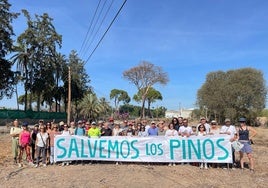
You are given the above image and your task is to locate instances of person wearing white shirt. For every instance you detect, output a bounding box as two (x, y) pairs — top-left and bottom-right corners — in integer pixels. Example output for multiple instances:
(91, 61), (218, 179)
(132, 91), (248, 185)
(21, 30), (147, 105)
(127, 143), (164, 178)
(178, 119), (192, 137)
(220, 118), (237, 168)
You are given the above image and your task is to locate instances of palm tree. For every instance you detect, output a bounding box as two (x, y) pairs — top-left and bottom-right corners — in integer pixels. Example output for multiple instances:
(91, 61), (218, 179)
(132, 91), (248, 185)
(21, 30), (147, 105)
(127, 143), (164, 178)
(11, 44), (31, 111)
(99, 97), (111, 119)
(78, 93), (103, 120)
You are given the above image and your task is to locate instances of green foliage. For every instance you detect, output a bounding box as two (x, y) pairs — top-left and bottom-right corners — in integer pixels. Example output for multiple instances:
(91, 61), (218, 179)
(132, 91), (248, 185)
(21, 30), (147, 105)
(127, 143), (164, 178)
(110, 89), (130, 111)
(197, 68), (267, 122)
(0, 0), (19, 98)
(260, 109), (268, 117)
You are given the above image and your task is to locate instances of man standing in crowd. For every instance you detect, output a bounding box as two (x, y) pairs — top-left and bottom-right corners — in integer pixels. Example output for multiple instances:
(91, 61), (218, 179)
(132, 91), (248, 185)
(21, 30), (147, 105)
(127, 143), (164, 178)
(148, 121), (158, 136)
(88, 121), (101, 138)
(10, 119), (21, 164)
(157, 121), (166, 136)
(220, 118), (237, 168)
(75, 120), (85, 136)
(101, 122), (112, 136)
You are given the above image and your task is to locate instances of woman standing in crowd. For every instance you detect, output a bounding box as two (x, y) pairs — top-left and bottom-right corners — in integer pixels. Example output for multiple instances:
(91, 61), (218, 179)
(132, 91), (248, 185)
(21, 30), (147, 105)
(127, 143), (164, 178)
(61, 124), (71, 166)
(10, 119), (21, 164)
(209, 120), (220, 135)
(49, 123), (60, 165)
(165, 123), (178, 137)
(35, 125), (49, 168)
(31, 124), (39, 163)
(138, 125), (148, 137)
(112, 123), (122, 136)
(165, 123), (178, 166)
(197, 125), (208, 169)
(236, 118), (257, 172)
(18, 122), (33, 167)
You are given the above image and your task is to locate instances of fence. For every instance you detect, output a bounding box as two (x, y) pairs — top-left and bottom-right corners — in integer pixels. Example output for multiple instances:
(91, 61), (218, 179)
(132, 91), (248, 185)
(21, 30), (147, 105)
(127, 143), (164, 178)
(0, 109), (67, 126)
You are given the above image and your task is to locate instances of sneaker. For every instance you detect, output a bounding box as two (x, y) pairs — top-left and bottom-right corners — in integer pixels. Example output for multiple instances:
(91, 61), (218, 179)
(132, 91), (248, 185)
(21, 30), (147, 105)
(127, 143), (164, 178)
(116, 162), (119, 165)
(168, 163), (172, 166)
(204, 164), (208, 170)
(61, 162), (65, 167)
(34, 164), (38, 168)
(18, 163), (22, 168)
(66, 162), (69, 166)
(173, 163), (176, 166)
(43, 164), (47, 167)
(200, 164), (203, 169)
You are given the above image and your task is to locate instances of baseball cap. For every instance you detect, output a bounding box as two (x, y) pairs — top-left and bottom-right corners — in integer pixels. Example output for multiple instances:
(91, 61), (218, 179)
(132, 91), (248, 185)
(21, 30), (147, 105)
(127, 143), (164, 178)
(22, 122), (28, 127)
(239, 117), (246, 122)
(224, 118), (231, 122)
(91, 121), (97, 125)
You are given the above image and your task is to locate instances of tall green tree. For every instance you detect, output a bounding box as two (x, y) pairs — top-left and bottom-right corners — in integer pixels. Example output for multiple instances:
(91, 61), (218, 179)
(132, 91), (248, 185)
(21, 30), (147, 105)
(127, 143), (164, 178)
(123, 61), (168, 118)
(12, 10), (62, 111)
(110, 89), (130, 115)
(197, 68), (267, 123)
(0, 0), (18, 99)
(63, 50), (90, 116)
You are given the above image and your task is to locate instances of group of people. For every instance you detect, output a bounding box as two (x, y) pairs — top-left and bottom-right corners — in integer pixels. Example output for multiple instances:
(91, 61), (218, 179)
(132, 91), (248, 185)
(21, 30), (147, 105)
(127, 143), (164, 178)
(10, 116), (257, 171)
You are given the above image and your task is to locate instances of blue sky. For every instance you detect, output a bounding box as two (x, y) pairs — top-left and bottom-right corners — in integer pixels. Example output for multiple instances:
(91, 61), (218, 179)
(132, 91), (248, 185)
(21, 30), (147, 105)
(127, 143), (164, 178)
(1, 0), (268, 110)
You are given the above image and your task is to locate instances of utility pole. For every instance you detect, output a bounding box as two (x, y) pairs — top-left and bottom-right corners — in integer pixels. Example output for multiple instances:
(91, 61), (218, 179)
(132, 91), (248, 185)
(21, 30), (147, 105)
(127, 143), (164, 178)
(67, 66), (71, 125)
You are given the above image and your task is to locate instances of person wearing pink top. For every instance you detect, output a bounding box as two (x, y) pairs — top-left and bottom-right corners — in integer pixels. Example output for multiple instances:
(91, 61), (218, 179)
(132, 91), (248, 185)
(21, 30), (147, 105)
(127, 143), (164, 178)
(18, 122), (33, 167)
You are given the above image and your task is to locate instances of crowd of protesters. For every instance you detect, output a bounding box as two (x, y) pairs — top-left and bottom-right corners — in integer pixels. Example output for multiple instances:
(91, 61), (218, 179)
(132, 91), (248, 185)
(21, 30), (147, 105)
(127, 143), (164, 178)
(10, 116), (257, 171)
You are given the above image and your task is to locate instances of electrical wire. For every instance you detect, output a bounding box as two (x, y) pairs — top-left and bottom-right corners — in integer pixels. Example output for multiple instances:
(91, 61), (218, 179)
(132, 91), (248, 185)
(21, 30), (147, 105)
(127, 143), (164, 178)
(84, 0), (127, 65)
(79, 0), (103, 56)
(83, 0), (115, 59)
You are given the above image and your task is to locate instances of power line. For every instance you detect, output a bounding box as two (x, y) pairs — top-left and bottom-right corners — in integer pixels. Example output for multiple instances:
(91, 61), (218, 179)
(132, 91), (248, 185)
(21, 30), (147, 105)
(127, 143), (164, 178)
(79, 0), (103, 56)
(84, 0), (127, 65)
(83, 0), (115, 59)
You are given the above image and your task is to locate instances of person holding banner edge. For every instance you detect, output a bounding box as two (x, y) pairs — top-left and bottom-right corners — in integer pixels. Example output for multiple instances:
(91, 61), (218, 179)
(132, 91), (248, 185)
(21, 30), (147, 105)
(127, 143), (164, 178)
(234, 117), (257, 172)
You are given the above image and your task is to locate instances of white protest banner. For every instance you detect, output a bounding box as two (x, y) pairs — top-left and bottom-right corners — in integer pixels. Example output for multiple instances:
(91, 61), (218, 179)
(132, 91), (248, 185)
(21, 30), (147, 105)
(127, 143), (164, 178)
(54, 135), (232, 163)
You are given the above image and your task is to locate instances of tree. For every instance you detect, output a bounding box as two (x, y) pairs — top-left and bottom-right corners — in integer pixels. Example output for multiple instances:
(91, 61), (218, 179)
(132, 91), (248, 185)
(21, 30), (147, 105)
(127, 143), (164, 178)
(110, 89), (130, 115)
(197, 68), (267, 123)
(0, 0), (19, 99)
(12, 10), (62, 111)
(133, 87), (162, 117)
(63, 50), (90, 116)
(123, 61), (169, 118)
(78, 93), (103, 121)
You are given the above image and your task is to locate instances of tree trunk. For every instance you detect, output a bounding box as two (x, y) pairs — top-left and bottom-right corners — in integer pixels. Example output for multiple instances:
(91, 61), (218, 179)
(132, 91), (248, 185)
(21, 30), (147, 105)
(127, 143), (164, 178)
(141, 96), (146, 119)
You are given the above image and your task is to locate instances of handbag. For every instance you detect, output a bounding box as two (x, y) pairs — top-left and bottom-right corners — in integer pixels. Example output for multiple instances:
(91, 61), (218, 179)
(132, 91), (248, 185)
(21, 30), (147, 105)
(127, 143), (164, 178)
(231, 140), (244, 152)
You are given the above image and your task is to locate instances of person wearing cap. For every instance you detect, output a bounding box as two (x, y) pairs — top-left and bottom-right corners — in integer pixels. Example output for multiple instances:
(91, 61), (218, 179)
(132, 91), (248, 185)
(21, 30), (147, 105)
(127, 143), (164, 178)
(18, 122), (33, 167)
(88, 121), (101, 138)
(209, 120), (220, 135)
(148, 121), (158, 136)
(236, 117), (257, 171)
(220, 118), (237, 168)
(75, 121), (85, 136)
(10, 119), (22, 164)
(197, 117), (211, 134)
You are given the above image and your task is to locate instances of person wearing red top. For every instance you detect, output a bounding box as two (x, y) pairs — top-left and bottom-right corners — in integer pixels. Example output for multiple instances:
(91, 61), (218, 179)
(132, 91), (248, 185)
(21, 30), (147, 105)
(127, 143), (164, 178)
(18, 122), (33, 167)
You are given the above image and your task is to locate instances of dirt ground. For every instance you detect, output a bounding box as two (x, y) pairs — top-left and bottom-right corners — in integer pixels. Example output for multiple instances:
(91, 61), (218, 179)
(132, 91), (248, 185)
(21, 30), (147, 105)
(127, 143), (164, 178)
(0, 127), (267, 188)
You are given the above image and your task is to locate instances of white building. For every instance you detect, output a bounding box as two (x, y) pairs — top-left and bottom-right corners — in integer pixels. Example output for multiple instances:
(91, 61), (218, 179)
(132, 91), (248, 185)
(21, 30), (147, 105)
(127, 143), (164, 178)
(165, 108), (194, 119)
